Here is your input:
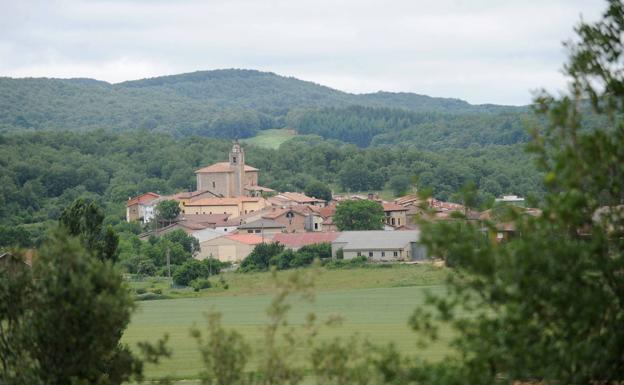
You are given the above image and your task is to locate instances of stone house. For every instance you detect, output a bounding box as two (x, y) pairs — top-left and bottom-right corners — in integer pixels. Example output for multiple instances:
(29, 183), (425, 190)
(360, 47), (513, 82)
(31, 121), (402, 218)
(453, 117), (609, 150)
(182, 197), (266, 217)
(382, 203), (408, 228)
(262, 207), (308, 233)
(237, 218), (286, 240)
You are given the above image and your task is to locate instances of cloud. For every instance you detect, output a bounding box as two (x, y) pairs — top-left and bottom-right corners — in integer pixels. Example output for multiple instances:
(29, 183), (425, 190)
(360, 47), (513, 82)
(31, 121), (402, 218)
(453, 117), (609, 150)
(0, 0), (604, 105)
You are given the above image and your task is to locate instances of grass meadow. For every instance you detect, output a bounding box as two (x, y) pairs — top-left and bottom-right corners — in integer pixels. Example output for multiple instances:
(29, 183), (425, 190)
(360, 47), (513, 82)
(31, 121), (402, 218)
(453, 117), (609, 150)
(123, 264), (454, 382)
(241, 128), (296, 149)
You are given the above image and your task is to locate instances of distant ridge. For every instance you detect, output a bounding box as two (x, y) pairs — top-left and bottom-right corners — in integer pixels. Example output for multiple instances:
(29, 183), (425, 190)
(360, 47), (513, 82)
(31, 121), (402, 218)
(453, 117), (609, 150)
(0, 68), (526, 143)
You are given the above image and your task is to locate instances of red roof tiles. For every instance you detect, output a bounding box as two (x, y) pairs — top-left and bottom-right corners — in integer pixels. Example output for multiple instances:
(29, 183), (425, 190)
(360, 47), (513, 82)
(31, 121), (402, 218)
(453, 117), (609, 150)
(273, 232), (341, 249)
(195, 162), (259, 173)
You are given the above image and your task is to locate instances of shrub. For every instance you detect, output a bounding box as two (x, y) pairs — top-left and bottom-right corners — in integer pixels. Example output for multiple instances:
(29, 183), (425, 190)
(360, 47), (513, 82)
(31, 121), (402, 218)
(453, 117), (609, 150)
(135, 287), (147, 295)
(240, 242), (285, 272)
(190, 278), (212, 292)
(173, 258), (225, 286)
(135, 292), (169, 301)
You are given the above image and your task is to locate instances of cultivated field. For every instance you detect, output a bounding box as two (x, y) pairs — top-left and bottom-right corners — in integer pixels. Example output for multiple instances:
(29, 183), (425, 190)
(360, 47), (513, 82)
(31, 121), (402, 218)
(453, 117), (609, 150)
(123, 265), (455, 382)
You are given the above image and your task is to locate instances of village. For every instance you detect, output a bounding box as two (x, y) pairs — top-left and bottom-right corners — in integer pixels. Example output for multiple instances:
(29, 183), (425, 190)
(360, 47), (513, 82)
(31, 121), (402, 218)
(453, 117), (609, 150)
(126, 141), (532, 264)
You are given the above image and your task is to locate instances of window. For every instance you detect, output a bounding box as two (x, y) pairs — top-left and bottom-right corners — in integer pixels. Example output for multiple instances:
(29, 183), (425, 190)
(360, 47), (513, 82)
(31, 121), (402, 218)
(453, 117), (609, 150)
(255, 229), (261, 233)
(381, 251), (385, 257)
(247, 230), (253, 233)
(398, 218), (401, 226)
(357, 252), (361, 257)
(393, 251), (398, 257)
(212, 181), (216, 188)
(368, 251), (373, 257)
(314, 223), (318, 230)
(232, 156), (237, 163)
(391, 218), (395, 226)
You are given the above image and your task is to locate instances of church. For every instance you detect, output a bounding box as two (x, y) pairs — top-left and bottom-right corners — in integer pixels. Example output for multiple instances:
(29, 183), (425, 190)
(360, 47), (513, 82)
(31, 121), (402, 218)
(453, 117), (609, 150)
(195, 141), (269, 198)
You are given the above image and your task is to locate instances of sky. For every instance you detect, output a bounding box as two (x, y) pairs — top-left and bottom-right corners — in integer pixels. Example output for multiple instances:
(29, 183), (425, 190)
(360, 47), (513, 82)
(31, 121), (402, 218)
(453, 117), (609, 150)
(0, 0), (605, 105)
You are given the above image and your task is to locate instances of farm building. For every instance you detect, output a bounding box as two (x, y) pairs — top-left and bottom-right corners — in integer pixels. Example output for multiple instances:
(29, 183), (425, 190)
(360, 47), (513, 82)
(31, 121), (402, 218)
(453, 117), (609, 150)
(273, 232), (342, 250)
(331, 230), (426, 261)
(197, 233), (263, 262)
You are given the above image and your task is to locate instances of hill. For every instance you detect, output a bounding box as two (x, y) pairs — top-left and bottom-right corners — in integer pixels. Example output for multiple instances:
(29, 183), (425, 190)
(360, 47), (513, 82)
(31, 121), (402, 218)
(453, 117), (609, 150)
(0, 69), (527, 147)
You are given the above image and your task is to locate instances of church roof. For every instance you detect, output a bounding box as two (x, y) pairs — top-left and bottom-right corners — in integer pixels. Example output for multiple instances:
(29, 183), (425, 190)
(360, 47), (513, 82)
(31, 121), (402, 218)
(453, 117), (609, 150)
(195, 162), (259, 173)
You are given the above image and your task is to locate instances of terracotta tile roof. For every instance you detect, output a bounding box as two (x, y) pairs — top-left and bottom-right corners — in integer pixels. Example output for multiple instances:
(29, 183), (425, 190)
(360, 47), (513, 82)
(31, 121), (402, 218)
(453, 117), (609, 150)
(195, 162), (259, 174)
(319, 206), (336, 218)
(179, 213), (231, 224)
(273, 232), (342, 249)
(127, 192), (160, 207)
(383, 203), (409, 212)
(322, 216), (334, 225)
(185, 197), (263, 206)
(173, 190), (221, 200)
(277, 192), (325, 203)
(262, 207), (307, 220)
(225, 233), (264, 245)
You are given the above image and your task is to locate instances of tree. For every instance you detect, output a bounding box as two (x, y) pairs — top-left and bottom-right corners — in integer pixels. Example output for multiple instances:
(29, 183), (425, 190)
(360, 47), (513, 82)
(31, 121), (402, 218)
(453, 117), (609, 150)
(59, 198), (119, 262)
(156, 199), (181, 226)
(304, 181), (332, 202)
(333, 200), (384, 231)
(387, 174), (412, 196)
(409, 2), (624, 384)
(0, 230), (170, 385)
(240, 242), (285, 272)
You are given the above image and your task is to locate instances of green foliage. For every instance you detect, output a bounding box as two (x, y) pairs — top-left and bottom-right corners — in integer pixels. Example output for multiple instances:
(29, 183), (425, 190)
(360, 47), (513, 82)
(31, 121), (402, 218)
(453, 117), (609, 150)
(387, 174), (412, 196)
(0, 230), (170, 385)
(59, 198), (120, 262)
(191, 312), (251, 385)
(334, 200), (384, 231)
(156, 199), (181, 225)
(190, 278), (212, 292)
(0, 225), (33, 248)
(173, 258), (225, 286)
(240, 242), (285, 272)
(304, 180), (332, 202)
(410, 3), (624, 384)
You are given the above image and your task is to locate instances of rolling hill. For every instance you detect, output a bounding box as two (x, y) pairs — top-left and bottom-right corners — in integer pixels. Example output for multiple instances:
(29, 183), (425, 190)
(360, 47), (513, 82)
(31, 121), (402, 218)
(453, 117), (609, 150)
(0, 69), (528, 146)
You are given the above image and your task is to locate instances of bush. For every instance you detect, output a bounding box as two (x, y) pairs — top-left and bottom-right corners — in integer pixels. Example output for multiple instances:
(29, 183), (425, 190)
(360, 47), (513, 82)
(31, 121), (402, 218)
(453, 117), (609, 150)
(135, 287), (147, 295)
(150, 288), (163, 294)
(322, 256), (369, 269)
(190, 278), (212, 292)
(135, 292), (169, 301)
(240, 242), (285, 272)
(173, 258), (225, 286)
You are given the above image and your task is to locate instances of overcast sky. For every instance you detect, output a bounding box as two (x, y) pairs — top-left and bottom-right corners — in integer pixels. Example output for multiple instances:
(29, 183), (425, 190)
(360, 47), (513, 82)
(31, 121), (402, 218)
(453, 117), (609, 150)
(0, 0), (604, 105)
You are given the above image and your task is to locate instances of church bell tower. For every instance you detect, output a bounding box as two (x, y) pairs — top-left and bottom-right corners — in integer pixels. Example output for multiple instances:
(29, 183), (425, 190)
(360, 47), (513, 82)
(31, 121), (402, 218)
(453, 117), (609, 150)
(229, 140), (245, 197)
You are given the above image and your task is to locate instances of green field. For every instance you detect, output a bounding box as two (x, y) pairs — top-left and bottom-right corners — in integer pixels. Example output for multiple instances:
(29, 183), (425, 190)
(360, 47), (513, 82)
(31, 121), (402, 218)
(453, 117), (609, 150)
(242, 128), (296, 149)
(123, 265), (454, 382)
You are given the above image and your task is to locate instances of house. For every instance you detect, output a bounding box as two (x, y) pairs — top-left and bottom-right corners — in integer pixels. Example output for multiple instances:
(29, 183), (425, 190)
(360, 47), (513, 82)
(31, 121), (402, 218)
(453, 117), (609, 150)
(237, 218), (286, 240)
(382, 203), (408, 228)
(195, 141), (261, 198)
(197, 233), (264, 262)
(126, 192), (160, 223)
(273, 232), (342, 251)
(261, 206), (313, 233)
(331, 230), (426, 261)
(322, 216), (338, 232)
(191, 228), (225, 243)
(182, 197), (266, 217)
(273, 192), (326, 207)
